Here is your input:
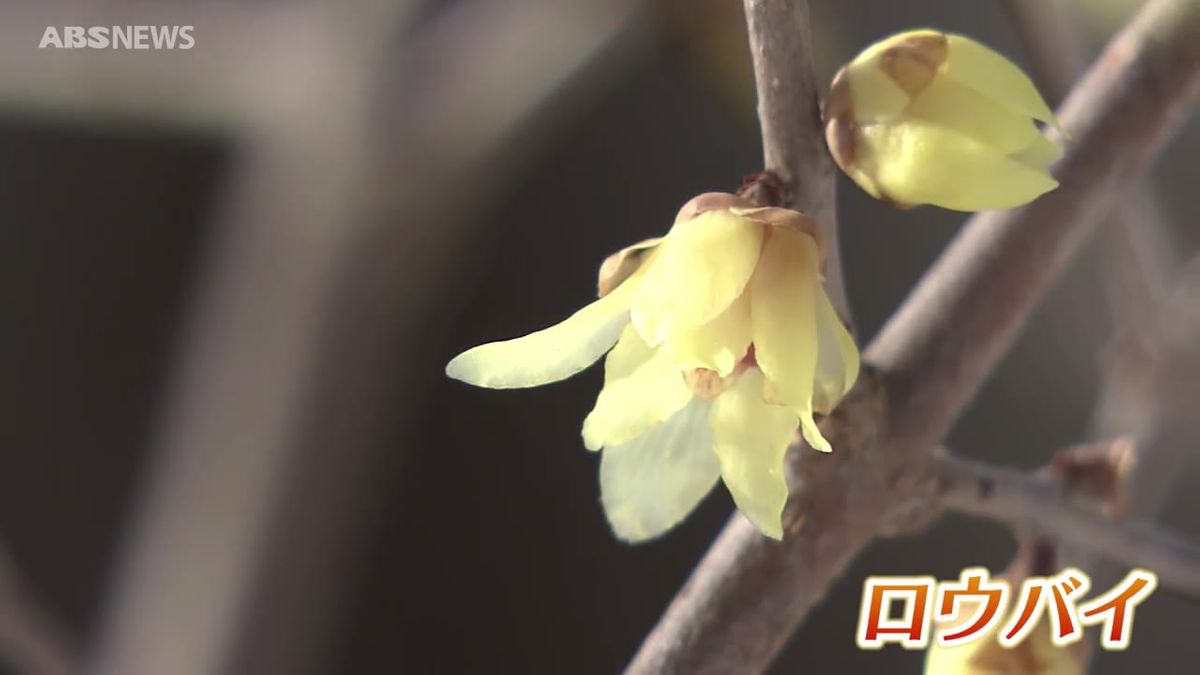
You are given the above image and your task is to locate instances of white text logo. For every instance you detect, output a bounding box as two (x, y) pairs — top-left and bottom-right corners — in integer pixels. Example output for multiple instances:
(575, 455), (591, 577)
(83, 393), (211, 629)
(39, 26), (195, 50)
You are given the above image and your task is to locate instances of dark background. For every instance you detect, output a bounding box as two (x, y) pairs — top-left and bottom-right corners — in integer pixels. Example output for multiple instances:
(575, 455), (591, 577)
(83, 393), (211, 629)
(2, 0), (1196, 673)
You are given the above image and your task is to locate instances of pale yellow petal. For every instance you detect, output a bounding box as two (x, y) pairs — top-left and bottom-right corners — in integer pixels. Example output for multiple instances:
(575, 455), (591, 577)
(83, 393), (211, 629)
(749, 230), (832, 451)
(925, 615), (1085, 675)
(944, 34), (1058, 127)
(710, 368), (797, 540)
(907, 76), (1052, 156)
(845, 52), (912, 122)
(858, 121), (1058, 211)
(631, 210), (763, 345)
(600, 399), (720, 542)
(749, 229), (819, 412)
(582, 330), (692, 451)
(602, 323), (655, 384)
(1011, 130), (1064, 170)
(446, 277), (637, 389)
(797, 409), (830, 454)
(812, 281), (861, 416)
(598, 237), (663, 297)
(666, 292), (752, 376)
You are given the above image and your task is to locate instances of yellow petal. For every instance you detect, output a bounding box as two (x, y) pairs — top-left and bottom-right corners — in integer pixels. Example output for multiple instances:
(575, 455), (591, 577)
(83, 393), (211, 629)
(750, 231), (832, 451)
(749, 230), (819, 408)
(602, 322), (654, 383)
(812, 285), (860, 415)
(709, 368), (797, 540)
(631, 210), (763, 345)
(582, 327), (693, 451)
(666, 292), (752, 376)
(925, 614), (1085, 675)
(844, 53), (913, 122)
(1011, 131), (1064, 170)
(858, 121), (1058, 211)
(446, 276), (636, 389)
(943, 34), (1059, 127)
(598, 237), (662, 297)
(906, 76), (1053, 157)
(599, 399), (720, 542)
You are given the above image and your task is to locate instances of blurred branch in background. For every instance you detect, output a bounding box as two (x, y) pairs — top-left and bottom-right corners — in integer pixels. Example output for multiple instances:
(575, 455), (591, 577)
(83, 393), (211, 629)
(0, 546), (79, 675)
(87, 3), (398, 672)
(1004, 0), (1200, 665)
(935, 447), (1200, 597)
(1001, 0), (1177, 330)
(0, 2), (390, 131)
(630, 0), (1200, 671)
(31, 1), (650, 674)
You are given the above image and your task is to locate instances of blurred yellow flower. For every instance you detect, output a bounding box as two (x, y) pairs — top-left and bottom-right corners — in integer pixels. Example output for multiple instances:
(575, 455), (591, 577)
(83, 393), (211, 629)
(446, 193), (859, 541)
(825, 29), (1061, 211)
(925, 599), (1086, 675)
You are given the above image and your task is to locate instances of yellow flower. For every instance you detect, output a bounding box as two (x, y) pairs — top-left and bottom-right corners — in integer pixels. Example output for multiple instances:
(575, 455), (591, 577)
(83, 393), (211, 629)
(446, 193), (860, 541)
(925, 601), (1086, 675)
(824, 29), (1062, 211)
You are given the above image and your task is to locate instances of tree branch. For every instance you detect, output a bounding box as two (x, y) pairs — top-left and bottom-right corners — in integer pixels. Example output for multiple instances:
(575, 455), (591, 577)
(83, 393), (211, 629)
(628, 1), (1200, 672)
(1001, 0), (1177, 329)
(741, 0), (847, 316)
(934, 452), (1200, 597)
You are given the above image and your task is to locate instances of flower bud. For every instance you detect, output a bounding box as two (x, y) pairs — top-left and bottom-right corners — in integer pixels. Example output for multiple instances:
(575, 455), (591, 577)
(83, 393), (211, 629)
(825, 29), (1061, 212)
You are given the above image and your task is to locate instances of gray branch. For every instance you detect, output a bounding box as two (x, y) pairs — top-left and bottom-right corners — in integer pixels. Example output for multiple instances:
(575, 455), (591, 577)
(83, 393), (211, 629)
(742, 0), (847, 316)
(934, 452), (1200, 597)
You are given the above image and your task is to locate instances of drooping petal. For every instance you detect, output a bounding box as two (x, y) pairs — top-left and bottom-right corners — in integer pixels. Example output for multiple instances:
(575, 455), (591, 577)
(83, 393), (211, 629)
(943, 34), (1059, 127)
(749, 230), (832, 451)
(666, 292), (752, 377)
(857, 120), (1059, 211)
(749, 229), (820, 410)
(812, 281), (861, 416)
(599, 399), (720, 542)
(631, 210), (763, 345)
(582, 327), (693, 451)
(709, 368), (798, 540)
(446, 276), (637, 389)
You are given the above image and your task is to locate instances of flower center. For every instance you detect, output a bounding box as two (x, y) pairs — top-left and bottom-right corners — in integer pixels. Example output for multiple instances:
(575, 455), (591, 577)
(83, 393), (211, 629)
(684, 345), (759, 399)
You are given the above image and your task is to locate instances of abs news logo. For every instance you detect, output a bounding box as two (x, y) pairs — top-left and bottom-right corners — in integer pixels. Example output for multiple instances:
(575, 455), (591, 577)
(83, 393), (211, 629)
(39, 26), (195, 50)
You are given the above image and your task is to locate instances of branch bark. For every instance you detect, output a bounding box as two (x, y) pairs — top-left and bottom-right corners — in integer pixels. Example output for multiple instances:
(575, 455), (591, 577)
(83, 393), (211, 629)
(1002, 0), (1177, 328)
(934, 452), (1200, 597)
(742, 0), (847, 316)
(628, 1), (1200, 672)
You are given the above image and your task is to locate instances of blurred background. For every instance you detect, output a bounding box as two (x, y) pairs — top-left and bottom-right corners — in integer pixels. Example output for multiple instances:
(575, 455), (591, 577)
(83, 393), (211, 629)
(1, 0), (1196, 673)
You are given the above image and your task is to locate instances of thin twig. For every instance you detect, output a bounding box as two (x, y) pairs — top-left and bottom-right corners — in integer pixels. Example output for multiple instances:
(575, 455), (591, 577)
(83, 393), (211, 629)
(1002, 3), (1197, 665)
(934, 453), (1200, 597)
(628, 1), (1200, 672)
(1080, 255), (1200, 561)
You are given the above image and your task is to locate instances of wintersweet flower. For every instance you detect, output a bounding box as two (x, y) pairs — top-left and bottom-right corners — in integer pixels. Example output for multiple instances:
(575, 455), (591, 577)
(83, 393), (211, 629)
(924, 614), (1085, 675)
(824, 29), (1062, 211)
(446, 193), (859, 541)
